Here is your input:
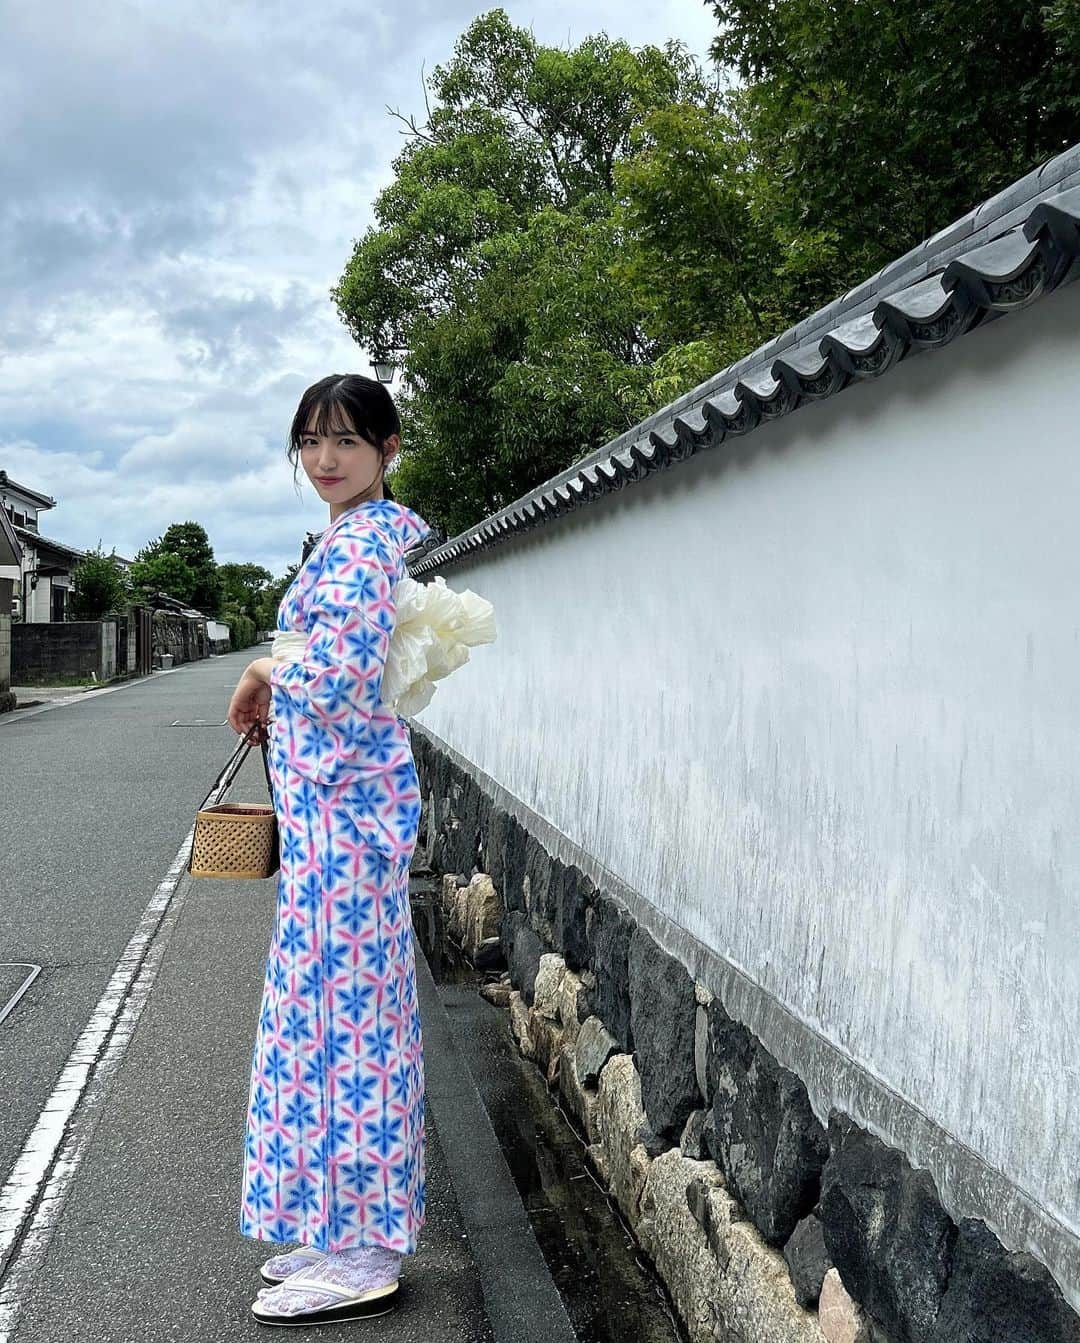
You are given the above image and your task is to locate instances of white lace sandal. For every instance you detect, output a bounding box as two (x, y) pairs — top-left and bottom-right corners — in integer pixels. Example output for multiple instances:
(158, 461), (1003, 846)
(258, 1244), (327, 1286)
(250, 1273), (400, 1326)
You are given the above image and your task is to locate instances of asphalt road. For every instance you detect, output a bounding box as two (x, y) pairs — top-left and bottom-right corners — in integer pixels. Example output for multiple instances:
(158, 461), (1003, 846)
(0, 651), (577, 1342)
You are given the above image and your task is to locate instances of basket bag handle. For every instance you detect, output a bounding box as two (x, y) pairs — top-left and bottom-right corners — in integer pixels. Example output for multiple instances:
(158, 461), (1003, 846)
(198, 720), (275, 812)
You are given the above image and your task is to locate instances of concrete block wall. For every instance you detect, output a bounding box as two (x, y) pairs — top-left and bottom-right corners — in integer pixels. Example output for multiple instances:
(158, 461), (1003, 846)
(10, 619), (115, 684)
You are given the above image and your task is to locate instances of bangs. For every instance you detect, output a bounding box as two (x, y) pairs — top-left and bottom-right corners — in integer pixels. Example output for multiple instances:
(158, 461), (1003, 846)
(305, 399), (359, 439)
(292, 386), (377, 448)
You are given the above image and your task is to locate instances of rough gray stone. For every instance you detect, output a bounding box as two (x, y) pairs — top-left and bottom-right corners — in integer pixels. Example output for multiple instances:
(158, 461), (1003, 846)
(501, 909), (545, 1005)
(785, 1213), (833, 1309)
(584, 894), (634, 1052)
(554, 965), (586, 1043)
(483, 805), (510, 896)
(929, 1218), (1080, 1343)
(704, 997), (829, 1246)
(686, 1172), (712, 1229)
(459, 873), (504, 965)
(819, 1267), (866, 1343)
(532, 952), (566, 1021)
(637, 1118), (671, 1159)
(574, 1013), (620, 1086)
(557, 1037), (601, 1143)
(478, 979), (512, 1007)
(499, 812), (529, 915)
(475, 789), (492, 868)
(700, 1103), (717, 1159)
(438, 764), (471, 873)
(523, 832), (555, 941)
(555, 861), (593, 972)
(593, 1052), (651, 1229)
(819, 1114), (956, 1343)
(680, 1108), (709, 1160)
(694, 1002), (709, 1099)
(528, 1008), (563, 1082)
(628, 925), (701, 1144)
(637, 1149), (825, 1343)
(474, 935), (504, 969)
(574, 971), (594, 1028)
(508, 990), (535, 1060)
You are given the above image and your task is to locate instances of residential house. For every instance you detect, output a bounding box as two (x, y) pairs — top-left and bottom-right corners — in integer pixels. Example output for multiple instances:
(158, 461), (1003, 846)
(0, 470), (139, 619)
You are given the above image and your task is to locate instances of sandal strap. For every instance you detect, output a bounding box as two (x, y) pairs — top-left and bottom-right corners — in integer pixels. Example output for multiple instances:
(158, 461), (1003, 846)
(277, 1275), (379, 1300)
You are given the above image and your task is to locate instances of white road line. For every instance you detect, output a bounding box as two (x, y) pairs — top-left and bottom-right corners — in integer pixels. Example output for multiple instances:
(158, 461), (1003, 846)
(0, 831), (197, 1341)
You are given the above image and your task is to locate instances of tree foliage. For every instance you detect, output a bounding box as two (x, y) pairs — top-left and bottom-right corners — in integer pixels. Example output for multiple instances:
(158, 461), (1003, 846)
(333, 9), (711, 538)
(333, 4), (1080, 537)
(254, 567), (297, 635)
(135, 521), (222, 614)
(218, 561), (273, 623)
(707, 0), (1080, 307)
(70, 545), (130, 621)
(126, 551), (195, 606)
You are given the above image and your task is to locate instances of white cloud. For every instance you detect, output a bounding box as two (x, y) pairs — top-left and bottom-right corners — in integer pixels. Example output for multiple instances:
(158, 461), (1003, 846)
(0, 0), (721, 579)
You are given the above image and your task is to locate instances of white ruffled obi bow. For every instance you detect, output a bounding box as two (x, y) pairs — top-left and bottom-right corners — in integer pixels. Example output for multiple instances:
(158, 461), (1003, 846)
(271, 573), (496, 719)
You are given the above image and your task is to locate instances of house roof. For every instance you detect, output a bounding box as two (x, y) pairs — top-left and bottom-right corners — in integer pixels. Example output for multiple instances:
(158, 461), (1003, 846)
(148, 591), (206, 618)
(0, 472), (56, 510)
(12, 523), (86, 562)
(406, 141), (1080, 578)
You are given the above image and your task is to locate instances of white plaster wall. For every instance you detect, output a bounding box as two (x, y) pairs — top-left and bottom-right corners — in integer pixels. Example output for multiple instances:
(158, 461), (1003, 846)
(415, 278), (1080, 1282)
(27, 575), (49, 624)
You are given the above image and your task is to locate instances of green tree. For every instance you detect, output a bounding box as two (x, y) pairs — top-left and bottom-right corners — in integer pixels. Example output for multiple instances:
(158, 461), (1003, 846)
(126, 552), (196, 606)
(707, 0), (1080, 308)
(610, 92), (801, 397)
(254, 568), (297, 635)
(138, 522), (222, 614)
(218, 561), (273, 625)
(333, 9), (710, 536)
(336, 3), (1080, 538)
(70, 545), (130, 620)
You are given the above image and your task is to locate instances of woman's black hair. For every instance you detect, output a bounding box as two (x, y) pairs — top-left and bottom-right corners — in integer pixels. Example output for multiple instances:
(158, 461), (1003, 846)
(288, 374), (399, 501)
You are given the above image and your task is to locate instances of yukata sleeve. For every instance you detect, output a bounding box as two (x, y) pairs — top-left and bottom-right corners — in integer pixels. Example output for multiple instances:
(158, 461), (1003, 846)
(268, 526), (395, 785)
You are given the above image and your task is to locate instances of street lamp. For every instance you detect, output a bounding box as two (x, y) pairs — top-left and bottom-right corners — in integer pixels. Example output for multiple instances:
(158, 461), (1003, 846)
(371, 347), (407, 384)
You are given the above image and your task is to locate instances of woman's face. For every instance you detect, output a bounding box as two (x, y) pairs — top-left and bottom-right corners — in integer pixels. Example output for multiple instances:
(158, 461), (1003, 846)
(299, 406), (400, 513)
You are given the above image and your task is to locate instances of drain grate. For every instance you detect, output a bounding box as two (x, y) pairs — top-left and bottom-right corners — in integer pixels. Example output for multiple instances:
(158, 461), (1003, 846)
(0, 963), (42, 1027)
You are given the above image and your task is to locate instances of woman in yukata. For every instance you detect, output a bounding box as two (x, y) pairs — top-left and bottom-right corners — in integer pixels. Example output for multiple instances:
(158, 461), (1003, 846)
(227, 373), (435, 1327)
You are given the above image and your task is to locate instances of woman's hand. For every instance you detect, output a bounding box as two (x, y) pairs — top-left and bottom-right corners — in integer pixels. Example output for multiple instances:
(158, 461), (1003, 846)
(228, 657), (275, 738)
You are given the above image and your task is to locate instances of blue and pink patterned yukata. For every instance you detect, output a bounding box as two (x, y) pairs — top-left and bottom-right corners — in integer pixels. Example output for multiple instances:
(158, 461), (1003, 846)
(239, 498), (433, 1256)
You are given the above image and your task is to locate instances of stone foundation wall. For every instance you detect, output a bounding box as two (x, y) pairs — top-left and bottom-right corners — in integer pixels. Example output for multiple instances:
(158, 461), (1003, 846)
(152, 609), (208, 666)
(412, 727), (1080, 1343)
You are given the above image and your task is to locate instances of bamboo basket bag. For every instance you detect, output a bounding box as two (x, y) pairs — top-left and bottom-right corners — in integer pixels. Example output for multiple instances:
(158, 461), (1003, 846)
(187, 722), (280, 880)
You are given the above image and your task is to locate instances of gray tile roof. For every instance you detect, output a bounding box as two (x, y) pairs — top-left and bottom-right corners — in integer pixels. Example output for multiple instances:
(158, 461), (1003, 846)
(11, 523), (85, 561)
(0, 471), (56, 510)
(406, 143), (1080, 578)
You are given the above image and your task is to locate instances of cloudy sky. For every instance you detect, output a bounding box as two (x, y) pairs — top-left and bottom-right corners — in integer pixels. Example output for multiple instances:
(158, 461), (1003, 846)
(1, 0), (719, 582)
